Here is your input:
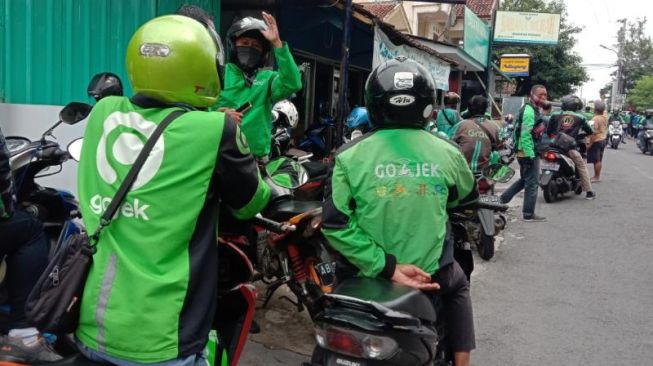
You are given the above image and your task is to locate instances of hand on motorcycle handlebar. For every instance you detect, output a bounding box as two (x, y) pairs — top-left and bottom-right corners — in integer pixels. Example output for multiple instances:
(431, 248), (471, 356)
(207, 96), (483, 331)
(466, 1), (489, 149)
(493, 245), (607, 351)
(392, 264), (440, 291)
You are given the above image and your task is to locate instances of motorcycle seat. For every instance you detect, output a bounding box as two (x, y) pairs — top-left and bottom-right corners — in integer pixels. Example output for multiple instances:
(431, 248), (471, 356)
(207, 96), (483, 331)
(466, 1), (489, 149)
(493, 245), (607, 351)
(332, 277), (436, 322)
(264, 200), (322, 222)
(302, 161), (328, 179)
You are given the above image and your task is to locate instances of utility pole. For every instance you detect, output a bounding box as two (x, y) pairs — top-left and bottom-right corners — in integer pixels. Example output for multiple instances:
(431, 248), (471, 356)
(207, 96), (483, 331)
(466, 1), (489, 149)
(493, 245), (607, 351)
(616, 19), (626, 109)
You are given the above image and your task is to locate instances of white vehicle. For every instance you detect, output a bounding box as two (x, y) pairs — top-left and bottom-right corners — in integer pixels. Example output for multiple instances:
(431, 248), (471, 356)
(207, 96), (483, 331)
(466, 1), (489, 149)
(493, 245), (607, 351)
(608, 120), (624, 149)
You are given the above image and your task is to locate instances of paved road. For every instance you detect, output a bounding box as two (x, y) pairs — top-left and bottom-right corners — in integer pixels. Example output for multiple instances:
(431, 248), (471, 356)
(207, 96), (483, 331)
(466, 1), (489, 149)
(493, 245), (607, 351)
(473, 138), (653, 365)
(242, 137), (653, 365)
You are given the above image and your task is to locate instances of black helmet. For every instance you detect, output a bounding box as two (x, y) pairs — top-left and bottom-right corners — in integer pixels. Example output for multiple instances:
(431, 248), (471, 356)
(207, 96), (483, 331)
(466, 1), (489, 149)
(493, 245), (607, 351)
(87, 72), (123, 101)
(444, 91), (460, 107)
(227, 17), (270, 73)
(561, 95), (583, 112)
(365, 56), (436, 129)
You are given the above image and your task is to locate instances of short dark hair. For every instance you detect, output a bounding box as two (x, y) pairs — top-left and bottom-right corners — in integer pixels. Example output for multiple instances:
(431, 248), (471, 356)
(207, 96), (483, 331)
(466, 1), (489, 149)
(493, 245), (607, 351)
(530, 84), (546, 94)
(468, 95), (488, 116)
(176, 4), (214, 28)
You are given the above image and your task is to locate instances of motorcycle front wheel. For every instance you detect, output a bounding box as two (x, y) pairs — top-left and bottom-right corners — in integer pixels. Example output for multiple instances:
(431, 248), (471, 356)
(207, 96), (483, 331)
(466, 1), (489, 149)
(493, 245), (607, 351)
(543, 183), (556, 203)
(478, 233), (495, 261)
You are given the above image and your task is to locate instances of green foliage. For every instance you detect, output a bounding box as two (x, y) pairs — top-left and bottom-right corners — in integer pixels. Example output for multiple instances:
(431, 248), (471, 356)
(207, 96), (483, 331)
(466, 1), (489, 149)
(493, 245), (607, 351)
(626, 76), (653, 110)
(495, 0), (588, 100)
(614, 18), (653, 93)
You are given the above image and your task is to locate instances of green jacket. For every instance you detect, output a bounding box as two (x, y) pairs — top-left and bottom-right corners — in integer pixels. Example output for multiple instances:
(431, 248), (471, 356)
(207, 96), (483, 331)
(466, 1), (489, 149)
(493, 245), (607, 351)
(436, 108), (461, 137)
(450, 117), (500, 173)
(217, 43), (302, 157)
(322, 129), (478, 278)
(76, 96), (270, 362)
(514, 103), (539, 158)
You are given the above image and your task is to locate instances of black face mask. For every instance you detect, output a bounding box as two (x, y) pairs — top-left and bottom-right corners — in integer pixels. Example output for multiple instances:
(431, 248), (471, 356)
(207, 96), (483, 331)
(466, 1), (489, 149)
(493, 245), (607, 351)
(235, 46), (263, 73)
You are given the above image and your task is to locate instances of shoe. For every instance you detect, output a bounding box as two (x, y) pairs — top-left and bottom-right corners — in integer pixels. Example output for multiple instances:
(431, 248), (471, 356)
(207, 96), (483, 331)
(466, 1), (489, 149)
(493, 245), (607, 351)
(0, 335), (62, 363)
(523, 214), (547, 222)
(586, 191), (596, 200)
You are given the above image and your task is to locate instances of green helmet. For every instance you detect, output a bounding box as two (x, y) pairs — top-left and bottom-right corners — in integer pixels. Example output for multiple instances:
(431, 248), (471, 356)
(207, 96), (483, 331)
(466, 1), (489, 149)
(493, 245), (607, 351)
(126, 15), (224, 108)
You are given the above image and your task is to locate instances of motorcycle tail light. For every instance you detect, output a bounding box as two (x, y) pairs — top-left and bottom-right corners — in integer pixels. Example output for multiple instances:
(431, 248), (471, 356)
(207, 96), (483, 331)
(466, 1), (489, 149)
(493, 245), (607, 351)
(315, 324), (398, 360)
(545, 151), (558, 162)
(477, 178), (491, 195)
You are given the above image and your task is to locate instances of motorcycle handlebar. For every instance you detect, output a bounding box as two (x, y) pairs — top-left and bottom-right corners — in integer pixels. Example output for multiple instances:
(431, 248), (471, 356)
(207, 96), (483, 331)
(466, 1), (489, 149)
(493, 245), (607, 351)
(252, 216), (296, 234)
(37, 147), (69, 161)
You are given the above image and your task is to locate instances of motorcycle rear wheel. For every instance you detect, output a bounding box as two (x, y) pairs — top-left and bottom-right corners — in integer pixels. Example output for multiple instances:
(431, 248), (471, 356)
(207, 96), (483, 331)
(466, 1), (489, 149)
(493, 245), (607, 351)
(543, 183), (556, 203)
(478, 233), (495, 261)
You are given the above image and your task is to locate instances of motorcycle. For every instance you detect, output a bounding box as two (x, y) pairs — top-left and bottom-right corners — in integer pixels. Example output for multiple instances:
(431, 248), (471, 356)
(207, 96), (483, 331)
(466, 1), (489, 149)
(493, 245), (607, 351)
(0, 102), (91, 356)
(306, 278), (446, 366)
(540, 134), (583, 203)
(452, 165), (512, 268)
(637, 123), (653, 155)
(608, 121), (624, 149)
(255, 157), (336, 315)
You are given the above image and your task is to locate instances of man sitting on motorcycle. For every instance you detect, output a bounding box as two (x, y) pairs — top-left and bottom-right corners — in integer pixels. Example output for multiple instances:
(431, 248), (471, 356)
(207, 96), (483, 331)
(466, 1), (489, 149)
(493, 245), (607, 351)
(323, 57), (479, 366)
(74, 15), (271, 364)
(546, 95), (596, 200)
(637, 110), (653, 149)
(450, 95), (500, 173)
(216, 13), (302, 159)
(0, 128), (62, 362)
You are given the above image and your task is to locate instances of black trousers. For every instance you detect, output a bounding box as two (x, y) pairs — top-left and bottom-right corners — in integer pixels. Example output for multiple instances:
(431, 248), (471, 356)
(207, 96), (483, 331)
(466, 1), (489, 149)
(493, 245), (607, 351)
(0, 210), (49, 329)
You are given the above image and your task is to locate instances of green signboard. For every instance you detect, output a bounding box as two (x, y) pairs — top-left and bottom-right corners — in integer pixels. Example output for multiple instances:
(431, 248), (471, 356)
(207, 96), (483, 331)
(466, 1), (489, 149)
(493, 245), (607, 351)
(463, 6), (490, 67)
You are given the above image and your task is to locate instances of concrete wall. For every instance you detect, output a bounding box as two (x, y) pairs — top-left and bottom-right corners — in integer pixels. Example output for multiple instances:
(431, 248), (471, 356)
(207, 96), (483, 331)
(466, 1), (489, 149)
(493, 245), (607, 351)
(0, 103), (87, 194)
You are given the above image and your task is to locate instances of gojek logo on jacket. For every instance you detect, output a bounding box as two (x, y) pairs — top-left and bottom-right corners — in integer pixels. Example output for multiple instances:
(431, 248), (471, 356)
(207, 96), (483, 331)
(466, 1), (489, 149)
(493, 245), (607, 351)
(90, 111), (162, 220)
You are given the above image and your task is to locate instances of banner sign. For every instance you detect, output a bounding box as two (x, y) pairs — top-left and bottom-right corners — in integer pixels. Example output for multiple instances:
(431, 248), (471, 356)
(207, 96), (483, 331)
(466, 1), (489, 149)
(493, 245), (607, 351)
(494, 11), (561, 45)
(373, 26), (451, 90)
(463, 7), (491, 67)
(499, 54), (530, 77)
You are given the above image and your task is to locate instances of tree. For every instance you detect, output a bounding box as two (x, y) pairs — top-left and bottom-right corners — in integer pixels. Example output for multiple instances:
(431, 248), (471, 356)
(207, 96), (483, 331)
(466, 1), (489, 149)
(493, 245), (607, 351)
(495, 0), (588, 100)
(612, 18), (653, 94)
(626, 76), (653, 110)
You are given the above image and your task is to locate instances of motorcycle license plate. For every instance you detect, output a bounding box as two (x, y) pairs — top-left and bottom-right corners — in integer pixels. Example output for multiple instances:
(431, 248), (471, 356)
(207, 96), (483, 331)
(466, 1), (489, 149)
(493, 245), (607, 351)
(479, 195), (501, 204)
(315, 261), (336, 287)
(541, 162), (560, 171)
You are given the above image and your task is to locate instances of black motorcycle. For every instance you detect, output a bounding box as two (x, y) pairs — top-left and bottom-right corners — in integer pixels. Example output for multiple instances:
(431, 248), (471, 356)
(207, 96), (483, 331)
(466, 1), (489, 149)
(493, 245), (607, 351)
(540, 135), (583, 203)
(307, 277), (447, 366)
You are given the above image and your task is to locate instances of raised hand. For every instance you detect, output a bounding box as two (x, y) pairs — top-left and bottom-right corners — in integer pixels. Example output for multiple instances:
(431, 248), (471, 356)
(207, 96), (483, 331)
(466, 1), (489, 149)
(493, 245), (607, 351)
(260, 12), (282, 48)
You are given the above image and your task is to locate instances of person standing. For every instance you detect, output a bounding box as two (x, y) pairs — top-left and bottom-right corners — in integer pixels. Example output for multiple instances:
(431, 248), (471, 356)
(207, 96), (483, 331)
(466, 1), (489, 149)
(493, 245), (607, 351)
(500, 85), (548, 222)
(217, 13), (302, 159)
(588, 101), (608, 182)
(436, 92), (462, 138)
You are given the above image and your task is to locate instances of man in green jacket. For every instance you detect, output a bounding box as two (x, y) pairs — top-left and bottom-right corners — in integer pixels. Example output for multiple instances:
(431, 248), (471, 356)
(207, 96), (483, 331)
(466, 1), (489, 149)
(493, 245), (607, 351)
(436, 91), (462, 137)
(323, 57), (479, 366)
(450, 95), (500, 173)
(500, 84), (548, 221)
(217, 13), (302, 159)
(75, 15), (270, 364)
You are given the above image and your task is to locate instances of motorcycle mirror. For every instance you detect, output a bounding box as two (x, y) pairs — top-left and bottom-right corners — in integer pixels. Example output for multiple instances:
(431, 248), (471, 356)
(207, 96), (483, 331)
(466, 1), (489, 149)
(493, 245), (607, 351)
(60, 102), (93, 125)
(483, 164), (515, 184)
(67, 138), (84, 162)
(265, 157), (309, 189)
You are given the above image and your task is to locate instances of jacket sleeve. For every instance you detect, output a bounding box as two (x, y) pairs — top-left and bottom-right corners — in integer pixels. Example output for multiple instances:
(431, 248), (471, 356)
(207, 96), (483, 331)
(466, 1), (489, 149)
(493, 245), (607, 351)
(321, 157), (396, 279)
(581, 117), (594, 135)
(215, 115), (271, 219)
(519, 105), (536, 158)
(0, 129), (14, 218)
(270, 43), (303, 102)
(447, 150), (479, 212)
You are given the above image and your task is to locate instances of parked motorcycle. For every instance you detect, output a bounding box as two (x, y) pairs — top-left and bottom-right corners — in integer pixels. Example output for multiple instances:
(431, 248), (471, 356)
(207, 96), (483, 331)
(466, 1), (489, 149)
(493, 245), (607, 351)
(452, 165), (512, 267)
(540, 134), (583, 203)
(255, 157), (336, 315)
(608, 121), (624, 149)
(307, 277), (447, 366)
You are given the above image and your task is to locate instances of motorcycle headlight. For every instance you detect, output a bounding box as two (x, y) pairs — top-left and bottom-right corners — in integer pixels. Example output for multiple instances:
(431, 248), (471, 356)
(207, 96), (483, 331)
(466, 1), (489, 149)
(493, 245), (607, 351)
(315, 324), (399, 360)
(646, 130), (653, 138)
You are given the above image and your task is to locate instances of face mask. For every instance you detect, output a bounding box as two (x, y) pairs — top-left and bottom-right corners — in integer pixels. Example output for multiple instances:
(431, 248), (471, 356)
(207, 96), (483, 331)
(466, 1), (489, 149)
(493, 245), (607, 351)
(235, 46), (263, 73)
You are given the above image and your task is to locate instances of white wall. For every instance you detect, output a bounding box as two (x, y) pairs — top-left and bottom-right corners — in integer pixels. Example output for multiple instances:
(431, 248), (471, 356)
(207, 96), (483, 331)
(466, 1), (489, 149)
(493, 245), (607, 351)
(0, 103), (88, 194)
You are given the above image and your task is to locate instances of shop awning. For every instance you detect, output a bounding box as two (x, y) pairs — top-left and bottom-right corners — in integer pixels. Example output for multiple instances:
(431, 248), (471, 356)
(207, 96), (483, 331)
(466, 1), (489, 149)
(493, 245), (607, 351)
(408, 36), (486, 72)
